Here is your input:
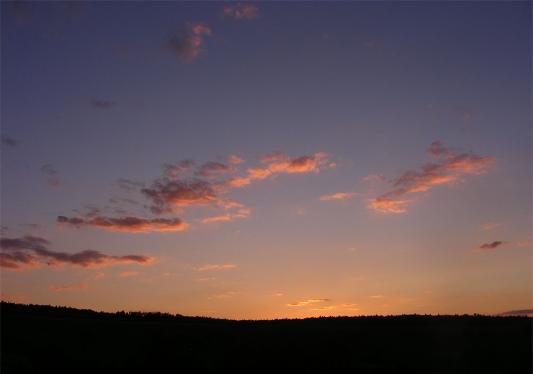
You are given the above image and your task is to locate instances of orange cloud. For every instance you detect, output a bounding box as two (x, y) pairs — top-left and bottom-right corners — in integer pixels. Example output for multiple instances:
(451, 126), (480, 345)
(49, 282), (88, 292)
(320, 191), (358, 201)
(227, 154), (245, 165)
(119, 271), (139, 278)
(368, 142), (494, 214)
(196, 263), (237, 272)
(57, 216), (188, 233)
(287, 298), (330, 307)
(367, 198), (411, 214)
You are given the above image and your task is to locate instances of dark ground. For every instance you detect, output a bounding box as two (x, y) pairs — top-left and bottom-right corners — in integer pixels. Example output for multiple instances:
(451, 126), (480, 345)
(1, 302), (531, 373)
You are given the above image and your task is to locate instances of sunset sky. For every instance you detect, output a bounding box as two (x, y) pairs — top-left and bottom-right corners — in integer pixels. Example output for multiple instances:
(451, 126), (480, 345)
(1, 1), (531, 319)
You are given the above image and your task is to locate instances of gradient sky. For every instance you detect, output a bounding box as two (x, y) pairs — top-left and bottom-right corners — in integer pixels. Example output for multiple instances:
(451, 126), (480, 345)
(1, 1), (531, 319)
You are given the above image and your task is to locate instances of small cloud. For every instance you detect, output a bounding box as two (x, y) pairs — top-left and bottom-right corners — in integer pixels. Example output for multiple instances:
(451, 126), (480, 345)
(222, 4), (259, 20)
(119, 271), (139, 278)
(169, 22), (213, 63)
(196, 263), (237, 272)
(480, 222), (501, 231)
(1, 136), (18, 147)
(50, 282), (88, 292)
(57, 215), (188, 233)
(367, 198), (411, 214)
(227, 154), (245, 165)
(195, 277), (216, 282)
(369, 295), (384, 299)
(319, 191), (358, 201)
(196, 161), (234, 178)
(210, 291), (238, 299)
(41, 164), (61, 188)
(91, 99), (116, 109)
(479, 241), (506, 250)
(272, 292), (284, 297)
(287, 298), (330, 307)
(114, 179), (145, 191)
(516, 240), (531, 249)
(496, 309), (533, 317)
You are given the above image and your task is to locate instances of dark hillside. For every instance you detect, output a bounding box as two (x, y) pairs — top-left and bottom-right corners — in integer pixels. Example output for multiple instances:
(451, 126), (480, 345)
(1, 302), (531, 373)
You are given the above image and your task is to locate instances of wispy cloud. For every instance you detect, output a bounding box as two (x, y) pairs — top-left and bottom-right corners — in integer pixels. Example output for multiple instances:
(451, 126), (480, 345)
(480, 222), (501, 231)
(169, 22), (213, 63)
(223, 4), (260, 20)
(119, 271), (139, 278)
(479, 241), (506, 250)
(1, 136), (18, 147)
(287, 298), (330, 307)
(196, 263), (237, 272)
(91, 99), (116, 109)
(49, 282), (88, 292)
(57, 215), (188, 233)
(41, 164), (61, 188)
(0, 236), (153, 270)
(368, 142), (494, 214)
(320, 191), (358, 201)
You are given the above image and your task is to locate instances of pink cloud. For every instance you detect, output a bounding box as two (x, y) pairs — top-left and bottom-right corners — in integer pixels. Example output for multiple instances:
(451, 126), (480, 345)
(368, 142), (495, 214)
(320, 191), (358, 201)
(169, 22), (213, 63)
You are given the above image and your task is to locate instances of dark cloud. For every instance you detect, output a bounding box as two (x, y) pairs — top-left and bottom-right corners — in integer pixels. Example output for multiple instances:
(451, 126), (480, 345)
(1, 136), (18, 147)
(196, 161), (233, 178)
(223, 4), (260, 19)
(41, 164), (61, 187)
(479, 241), (506, 250)
(91, 99), (116, 109)
(142, 178), (218, 214)
(0, 235), (153, 270)
(57, 215), (188, 233)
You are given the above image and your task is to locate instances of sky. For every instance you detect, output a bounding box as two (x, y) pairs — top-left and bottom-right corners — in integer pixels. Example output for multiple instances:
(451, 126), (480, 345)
(0, 1), (531, 319)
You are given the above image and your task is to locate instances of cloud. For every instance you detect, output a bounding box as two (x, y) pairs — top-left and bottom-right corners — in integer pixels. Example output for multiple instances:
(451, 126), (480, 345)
(479, 241), (506, 250)
(496, 309), (533, 317)
(287, 298), (330, 307)
(480, 222), (501, 231)
(227, 154), (245, 165)
(223, 4), (260, 19)
(41, 164), (61, 187)
(142, 179), (219, 214)
(119, 271), (139, 278)
(367, 198), (411, 214)
(196, 161), (234, 178)
(57, 215), (188, 233)
(239, 152), (331, 186)
(369, 295), (384, 299)
(200, 205), (250, 224)
(320, 191), (358, 201)
(311, 304), (359, 312)
(0, 235), (153, 270)
(516, 240), (531, 248)
(49, 282), (88, 292)
(115, 179), (145, 191)
(196, 263), (237, 272)
(368, 142), (494, 214)
(169, 22), (213, 63)
(163, 160), (195, 179)
(91, 99), (116, 109)
(1, 136), (18, 147)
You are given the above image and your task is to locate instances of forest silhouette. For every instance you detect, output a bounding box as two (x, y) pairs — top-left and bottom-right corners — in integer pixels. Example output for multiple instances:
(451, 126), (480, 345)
(1, 302), (531, 373)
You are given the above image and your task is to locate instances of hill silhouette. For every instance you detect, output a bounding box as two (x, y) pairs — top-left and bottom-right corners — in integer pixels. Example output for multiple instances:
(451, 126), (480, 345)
(1, 302), (531, 373)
